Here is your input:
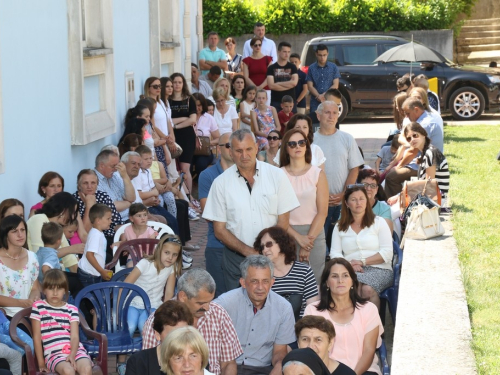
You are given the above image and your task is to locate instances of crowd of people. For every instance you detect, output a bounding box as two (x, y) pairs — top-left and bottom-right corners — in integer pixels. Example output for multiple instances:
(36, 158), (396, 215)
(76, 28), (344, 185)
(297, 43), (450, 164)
(0, 21), (452, 375)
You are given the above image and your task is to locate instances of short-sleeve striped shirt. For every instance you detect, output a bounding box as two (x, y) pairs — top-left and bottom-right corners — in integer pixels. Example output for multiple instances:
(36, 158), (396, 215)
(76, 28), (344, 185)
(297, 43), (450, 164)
(30, 300), (88, 368)
(271, 261), (318, 317)
(418, 146), (449, 197)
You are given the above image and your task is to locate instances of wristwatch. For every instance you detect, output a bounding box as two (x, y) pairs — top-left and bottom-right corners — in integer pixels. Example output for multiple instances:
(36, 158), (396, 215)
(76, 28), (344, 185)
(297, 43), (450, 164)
(361, 258), (366, 267)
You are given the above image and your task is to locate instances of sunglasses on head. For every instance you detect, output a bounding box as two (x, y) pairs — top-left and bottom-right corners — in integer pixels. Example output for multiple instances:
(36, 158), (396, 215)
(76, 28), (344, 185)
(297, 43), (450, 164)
(150, 84), (161, 89)
(267, 136), (280, 141)
(406, 133), (420, 142)
(259, 241), (275, 251)
(218, 142), (230, 149)
(287, 139), (307, 149)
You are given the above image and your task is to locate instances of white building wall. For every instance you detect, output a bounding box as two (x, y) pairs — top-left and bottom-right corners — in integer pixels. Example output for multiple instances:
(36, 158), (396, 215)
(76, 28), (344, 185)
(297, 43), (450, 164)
(0, 0), (202, 213)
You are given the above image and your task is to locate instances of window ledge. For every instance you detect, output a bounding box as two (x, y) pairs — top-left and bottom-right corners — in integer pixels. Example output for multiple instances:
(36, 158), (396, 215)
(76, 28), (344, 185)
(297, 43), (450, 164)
(83, 47), (113, 58)
(161, 41), (180, 50)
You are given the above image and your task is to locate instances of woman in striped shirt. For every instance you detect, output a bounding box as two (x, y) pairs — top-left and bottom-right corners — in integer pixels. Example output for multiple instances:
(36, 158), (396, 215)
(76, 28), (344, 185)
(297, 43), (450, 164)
(254, 226), (319, 320)
(404, 121), (450, 199)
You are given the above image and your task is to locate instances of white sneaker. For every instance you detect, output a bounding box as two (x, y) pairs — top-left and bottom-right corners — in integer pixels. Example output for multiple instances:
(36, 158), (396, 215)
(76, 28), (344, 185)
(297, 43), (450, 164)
(182, 251), (193, 263)
(188, 208), (200, 221)
(183, 261), (192, 270)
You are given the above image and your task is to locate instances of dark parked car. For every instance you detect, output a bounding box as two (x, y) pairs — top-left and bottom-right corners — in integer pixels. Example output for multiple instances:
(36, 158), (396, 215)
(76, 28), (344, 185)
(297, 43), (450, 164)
(301, 35), (500, 121)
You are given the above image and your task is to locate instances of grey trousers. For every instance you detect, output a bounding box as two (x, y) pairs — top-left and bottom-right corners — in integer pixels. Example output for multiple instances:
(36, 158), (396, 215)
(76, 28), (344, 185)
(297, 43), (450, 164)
(222, 246), (246, 291)
(292, 224), (326, 284)
(237, 365), (273, 375)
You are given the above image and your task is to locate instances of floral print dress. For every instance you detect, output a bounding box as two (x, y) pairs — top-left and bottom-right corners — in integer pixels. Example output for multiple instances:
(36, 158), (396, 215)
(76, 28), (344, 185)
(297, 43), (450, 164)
(0, 250), (39, 317)
(253, 106), (277, 151)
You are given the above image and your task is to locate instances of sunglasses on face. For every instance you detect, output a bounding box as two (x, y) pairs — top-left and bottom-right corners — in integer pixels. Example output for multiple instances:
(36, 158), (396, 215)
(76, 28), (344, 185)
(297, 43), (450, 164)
(150, 84), (161, 89)
(218, 143), (230, 149)
(267, 136), (280, 141)
(253, 44), (262, 48)
(259, 241), (275, 251)
(362, 183), (378, 189)
(406, 133), (420, 142)
(287, 139), (307, 149)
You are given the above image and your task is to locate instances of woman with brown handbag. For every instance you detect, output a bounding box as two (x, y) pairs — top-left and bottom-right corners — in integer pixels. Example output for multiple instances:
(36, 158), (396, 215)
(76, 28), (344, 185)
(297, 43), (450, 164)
(192, 93), (220, 176)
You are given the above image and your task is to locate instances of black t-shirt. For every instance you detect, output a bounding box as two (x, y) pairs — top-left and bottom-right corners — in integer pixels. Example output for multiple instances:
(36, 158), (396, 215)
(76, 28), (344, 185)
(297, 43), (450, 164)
(169, 96), (197, 119)
(267, 61), (298, 103)
(125, 347), (164, 375)
(331, 361), (357, 375)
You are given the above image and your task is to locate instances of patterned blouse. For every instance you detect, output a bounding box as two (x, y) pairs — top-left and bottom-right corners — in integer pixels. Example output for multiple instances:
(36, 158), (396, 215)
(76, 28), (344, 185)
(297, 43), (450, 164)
(73, 190), (122, 237)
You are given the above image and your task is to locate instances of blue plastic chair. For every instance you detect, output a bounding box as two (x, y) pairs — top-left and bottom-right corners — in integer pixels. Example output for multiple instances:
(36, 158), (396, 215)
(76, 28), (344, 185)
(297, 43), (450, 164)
(111, 268), (133, 282)
(74, 282), (151, 355)
(380, 241), (403, 325)
(378, 338), (390, 375)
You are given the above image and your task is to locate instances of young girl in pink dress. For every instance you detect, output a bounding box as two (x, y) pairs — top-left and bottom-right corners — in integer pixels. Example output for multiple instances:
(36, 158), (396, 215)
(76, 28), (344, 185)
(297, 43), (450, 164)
(31, 269), (92, 375)
(250, 89), (281, 151)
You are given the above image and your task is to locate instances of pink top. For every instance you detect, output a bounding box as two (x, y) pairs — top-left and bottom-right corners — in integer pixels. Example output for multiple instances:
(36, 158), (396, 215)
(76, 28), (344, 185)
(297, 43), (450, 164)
(304, 301), (383, 375)
(283, 166), (321, 226)
(124, 225), (156, 240)
(30, 202), (43, 212)
(196, 113), (218, 136)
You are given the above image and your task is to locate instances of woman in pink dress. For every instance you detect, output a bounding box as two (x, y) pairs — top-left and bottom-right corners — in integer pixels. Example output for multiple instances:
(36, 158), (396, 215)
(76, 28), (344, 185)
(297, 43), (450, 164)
(304, 258), (384, 375)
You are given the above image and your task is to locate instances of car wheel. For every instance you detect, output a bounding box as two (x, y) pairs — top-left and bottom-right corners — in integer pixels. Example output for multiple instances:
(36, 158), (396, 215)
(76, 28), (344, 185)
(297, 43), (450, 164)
(338, 94), (349, 122)
(449, 87), (485, 120)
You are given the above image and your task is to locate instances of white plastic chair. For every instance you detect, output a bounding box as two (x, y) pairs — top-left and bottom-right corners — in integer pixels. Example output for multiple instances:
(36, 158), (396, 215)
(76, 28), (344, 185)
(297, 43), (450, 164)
(112, 221), (174, 271)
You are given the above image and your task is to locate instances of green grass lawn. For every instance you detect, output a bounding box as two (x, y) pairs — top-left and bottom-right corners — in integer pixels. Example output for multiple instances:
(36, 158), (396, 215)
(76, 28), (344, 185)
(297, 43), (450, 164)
(446, 125), (500, 375)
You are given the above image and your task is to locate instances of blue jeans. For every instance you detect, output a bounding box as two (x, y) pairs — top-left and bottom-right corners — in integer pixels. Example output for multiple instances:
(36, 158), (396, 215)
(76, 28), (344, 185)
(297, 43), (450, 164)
(77, 268), (102, 288)
(148, 206), (179, 235)
(205, 247), (226, 297)
(127, 307), (156, 337)
(324, 205), (342, 253)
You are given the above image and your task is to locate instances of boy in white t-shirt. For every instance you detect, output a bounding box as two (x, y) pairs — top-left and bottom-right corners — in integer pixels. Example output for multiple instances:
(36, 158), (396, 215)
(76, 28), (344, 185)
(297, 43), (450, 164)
(77, 203), (113, 287)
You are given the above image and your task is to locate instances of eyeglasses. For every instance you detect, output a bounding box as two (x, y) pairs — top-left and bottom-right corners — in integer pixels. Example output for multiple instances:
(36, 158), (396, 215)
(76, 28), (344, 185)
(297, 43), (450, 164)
(253, 44), (262, 48)
(150, 84), (161, 89)
(362, 183), (378, 189)
(218, 143), (230, 149)
(406, 133), (420, 142)
(346, 183), (366, 189)
(259, 241), (275, 251)
(287, 140), (307, 148)
(267, 136), (280, 141)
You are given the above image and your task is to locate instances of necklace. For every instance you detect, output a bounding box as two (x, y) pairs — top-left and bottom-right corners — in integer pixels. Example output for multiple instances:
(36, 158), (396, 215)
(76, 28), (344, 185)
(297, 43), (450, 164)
(1, 249), (22, 260)
(287, 165), (308, 179)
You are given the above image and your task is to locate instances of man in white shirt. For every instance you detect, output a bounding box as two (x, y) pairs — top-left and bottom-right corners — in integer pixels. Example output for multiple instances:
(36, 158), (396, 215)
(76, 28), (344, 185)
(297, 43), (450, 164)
(243, 22), (277, 63)
(202, 129), (299, 291)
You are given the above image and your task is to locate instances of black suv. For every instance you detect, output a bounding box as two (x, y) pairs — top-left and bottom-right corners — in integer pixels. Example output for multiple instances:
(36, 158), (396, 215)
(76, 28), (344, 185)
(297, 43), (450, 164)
(301, 35), (500, 121)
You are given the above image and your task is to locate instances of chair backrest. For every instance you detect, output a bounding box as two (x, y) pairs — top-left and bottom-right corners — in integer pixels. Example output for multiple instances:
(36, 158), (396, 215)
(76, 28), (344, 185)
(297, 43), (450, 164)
(74, 282), (151, 341)
(111, 268), (133, 282)
(147, 221), (174, 239)
(392, 240), (403, 287)
(106, 238), (160, 271)
(113, 223), (130, 244)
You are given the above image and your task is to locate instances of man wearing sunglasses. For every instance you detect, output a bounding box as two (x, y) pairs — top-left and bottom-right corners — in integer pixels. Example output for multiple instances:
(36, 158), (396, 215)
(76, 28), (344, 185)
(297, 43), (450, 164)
(203, 129), (299, 291)
(198, 133), (234, 297)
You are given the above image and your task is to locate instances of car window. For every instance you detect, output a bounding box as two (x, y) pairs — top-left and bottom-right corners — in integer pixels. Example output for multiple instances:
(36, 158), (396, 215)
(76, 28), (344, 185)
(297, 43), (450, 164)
(342, 45), (378, 66)
(304, 45), (338, 67)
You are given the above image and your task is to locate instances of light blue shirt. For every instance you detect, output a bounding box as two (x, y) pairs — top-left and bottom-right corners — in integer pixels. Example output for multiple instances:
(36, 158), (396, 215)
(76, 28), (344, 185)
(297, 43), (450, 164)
(36, 246), (61, 283)
(416, 110), (444, 152)
(199, 47), (226, 75)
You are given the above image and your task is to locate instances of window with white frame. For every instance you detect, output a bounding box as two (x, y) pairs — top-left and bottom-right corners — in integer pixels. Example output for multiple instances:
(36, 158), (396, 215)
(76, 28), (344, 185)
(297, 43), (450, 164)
(0, 53), (4, 174)
(67, 0), (115, 145)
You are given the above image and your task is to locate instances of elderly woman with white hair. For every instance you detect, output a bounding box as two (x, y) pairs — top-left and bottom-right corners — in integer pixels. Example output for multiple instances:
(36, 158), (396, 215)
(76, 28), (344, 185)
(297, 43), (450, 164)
(160, 326), (214, 375)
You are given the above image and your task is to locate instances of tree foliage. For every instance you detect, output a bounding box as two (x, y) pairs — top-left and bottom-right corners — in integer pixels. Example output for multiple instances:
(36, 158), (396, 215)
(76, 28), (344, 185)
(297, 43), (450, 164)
(202, 0), (478, 37)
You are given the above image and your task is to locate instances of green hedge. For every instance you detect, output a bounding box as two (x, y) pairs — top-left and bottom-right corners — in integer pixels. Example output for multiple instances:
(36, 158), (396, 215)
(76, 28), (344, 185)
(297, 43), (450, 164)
(202, 0), (477, 37)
